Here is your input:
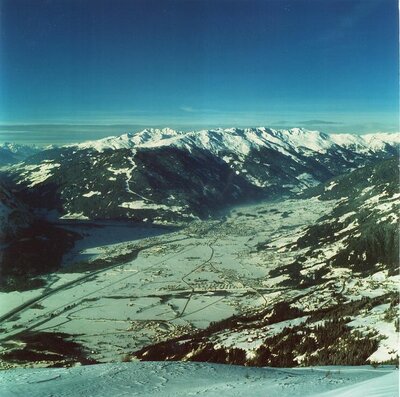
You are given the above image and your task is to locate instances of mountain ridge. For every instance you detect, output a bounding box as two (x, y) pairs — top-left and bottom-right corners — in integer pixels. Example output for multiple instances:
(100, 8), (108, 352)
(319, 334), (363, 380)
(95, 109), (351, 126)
(69, 127), (400, 155)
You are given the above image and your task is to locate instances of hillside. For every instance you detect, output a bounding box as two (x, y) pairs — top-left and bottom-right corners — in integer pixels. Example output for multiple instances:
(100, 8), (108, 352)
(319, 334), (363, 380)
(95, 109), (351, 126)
(0, 183), (78, 292)
(0, 182), (33, 240)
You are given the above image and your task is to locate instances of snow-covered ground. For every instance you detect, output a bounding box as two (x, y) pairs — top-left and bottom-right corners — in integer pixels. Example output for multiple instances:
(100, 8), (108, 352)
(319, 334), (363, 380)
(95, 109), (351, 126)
(0, 198), (331, 364)
(0, 193), (398, 367)
(0, 362), (397, 397)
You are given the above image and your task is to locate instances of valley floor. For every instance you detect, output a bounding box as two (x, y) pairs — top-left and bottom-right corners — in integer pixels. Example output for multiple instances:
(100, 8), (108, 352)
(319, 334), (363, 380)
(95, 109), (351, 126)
(0, 197), (331, 365)
(0, 195), (398, 367)
(0, 362), (397, 397)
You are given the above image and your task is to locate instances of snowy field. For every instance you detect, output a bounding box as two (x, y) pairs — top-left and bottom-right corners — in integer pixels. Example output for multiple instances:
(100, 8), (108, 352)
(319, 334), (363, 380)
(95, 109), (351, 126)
(0, 362), (397, 397)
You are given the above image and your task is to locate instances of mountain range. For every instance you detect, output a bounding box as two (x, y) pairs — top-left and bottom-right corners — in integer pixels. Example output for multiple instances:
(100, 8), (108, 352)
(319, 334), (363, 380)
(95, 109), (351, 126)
(0, 143), (41, 166)
(2, 127), (398, 225)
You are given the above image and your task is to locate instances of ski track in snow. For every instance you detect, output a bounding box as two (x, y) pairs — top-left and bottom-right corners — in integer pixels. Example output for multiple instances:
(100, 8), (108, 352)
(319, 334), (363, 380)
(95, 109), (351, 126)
(124, 156), (157, 204)
(0, 362), (397, 397)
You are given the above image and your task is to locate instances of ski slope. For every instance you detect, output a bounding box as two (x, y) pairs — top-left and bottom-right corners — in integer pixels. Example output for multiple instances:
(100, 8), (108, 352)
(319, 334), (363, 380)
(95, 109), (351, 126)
(0, 362), (397, 397)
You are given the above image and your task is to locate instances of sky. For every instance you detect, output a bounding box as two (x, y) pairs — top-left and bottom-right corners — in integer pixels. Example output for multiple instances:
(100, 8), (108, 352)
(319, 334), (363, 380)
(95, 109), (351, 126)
(0, 0), (398, 144)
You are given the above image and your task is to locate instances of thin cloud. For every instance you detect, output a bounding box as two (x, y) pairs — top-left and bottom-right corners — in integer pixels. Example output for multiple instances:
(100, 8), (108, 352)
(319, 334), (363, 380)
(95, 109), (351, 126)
(298, 120), (342, 126)
(180, 106), (220, 114)
(180, 106), (195, 113)
(275, 120), (290, 125)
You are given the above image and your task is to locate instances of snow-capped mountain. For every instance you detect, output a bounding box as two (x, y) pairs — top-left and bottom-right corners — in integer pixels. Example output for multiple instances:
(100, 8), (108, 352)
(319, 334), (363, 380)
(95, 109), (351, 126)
(71, 127), (181, 152)
(0, 143), (42, 166)
(71, 127), (399, 156)
(132, 157), (399, 366)
(1, 127), (398, 223)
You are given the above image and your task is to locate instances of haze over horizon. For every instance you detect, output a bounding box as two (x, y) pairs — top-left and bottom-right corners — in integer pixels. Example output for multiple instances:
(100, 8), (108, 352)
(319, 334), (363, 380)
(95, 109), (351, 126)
(0, 0), (398, 145)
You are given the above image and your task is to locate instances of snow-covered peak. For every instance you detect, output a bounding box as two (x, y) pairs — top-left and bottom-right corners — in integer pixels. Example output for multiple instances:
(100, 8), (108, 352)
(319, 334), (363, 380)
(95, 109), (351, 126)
(133, 128), (180, 145)
(329, 132), (400, 153)
(362, 132), (400, 150)
(141, 127), (179, 135)
(0, 142), (38, 153)
(68, 127), (399, 159)
(72, 134), (136, 152)
(136, 127), (332, 157)
(0, 142), (40, 155)
(0, 142), (42, 166)
(265, 128), (331, 153)
(71, 128), (181, 152)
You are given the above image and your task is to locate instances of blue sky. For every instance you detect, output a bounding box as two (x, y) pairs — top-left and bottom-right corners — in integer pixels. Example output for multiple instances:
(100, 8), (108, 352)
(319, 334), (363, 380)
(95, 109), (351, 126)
(0, 0), (398, 143)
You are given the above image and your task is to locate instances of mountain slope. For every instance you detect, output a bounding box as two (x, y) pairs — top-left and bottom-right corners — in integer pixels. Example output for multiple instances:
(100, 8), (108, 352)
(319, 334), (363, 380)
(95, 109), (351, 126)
(5, 146), (265, 222)
(0, 183), (78, 292)
(0, 182), (33, 240)
(2, 128), (398, 223)
(132, 157), (400, 366)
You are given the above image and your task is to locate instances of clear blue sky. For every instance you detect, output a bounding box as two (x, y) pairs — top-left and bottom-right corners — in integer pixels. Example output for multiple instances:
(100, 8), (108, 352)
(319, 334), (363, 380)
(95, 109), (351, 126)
(0, 0), (398, 144)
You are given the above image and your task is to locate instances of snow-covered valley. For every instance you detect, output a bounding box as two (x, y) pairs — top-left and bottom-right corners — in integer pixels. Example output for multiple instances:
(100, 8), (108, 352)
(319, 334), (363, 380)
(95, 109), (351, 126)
(0, 197), (332, 366)
(0, 186), (398, 368)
